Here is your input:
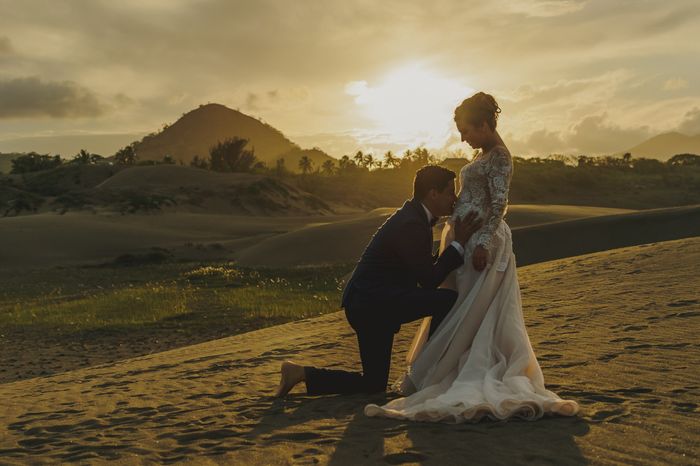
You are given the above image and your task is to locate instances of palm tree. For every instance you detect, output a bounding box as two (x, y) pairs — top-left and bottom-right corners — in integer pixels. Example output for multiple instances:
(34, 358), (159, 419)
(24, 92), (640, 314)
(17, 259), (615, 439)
(72, 149), (91, 165)
(353, 150), (365, 168)
(321, 159), (336, 175)
(364, 153), (375, 170)
(383, 150), (398, 169)
(298, 155), (313, 175)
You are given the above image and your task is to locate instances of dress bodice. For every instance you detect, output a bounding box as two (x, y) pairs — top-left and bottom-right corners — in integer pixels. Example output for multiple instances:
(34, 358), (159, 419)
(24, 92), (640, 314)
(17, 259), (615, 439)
(451, 145), (513, 251)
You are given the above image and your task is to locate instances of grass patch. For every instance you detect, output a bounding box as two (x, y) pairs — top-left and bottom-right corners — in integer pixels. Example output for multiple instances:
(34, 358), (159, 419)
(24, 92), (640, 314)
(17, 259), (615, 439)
(0, 261), (353, 336)
(4, 283), (191, 330)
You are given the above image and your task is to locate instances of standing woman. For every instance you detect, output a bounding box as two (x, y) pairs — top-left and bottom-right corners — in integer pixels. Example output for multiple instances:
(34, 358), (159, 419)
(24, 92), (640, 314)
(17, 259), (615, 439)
(365, 92), (579, 422)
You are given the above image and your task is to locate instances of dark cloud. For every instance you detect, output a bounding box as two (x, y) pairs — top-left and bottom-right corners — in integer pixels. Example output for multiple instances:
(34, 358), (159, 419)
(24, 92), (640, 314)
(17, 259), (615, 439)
(678, 107), (700, 135)
(243, 88), (309, 113)
(245, 92), (260, 111)
(0, 76), (105, 119)
(568, 114), (651, 154)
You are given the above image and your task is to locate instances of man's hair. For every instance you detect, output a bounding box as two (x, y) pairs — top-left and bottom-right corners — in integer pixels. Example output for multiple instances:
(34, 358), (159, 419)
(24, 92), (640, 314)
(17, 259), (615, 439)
(413, 165), (456, 200)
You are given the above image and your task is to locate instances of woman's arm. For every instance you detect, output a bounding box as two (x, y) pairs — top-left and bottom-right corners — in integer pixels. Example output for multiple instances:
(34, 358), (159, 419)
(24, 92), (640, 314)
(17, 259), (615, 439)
(475, 147), (512, 251)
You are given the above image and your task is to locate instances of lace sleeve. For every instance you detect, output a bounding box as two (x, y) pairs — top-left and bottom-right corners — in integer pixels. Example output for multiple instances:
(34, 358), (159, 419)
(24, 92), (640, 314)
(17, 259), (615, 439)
(475, 147), (512, 250)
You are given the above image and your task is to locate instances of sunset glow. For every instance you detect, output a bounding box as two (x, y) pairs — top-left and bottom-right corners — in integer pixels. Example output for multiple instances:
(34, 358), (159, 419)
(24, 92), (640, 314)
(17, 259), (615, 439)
(0, 1), (699, 158)
(345, 64), (473, 149)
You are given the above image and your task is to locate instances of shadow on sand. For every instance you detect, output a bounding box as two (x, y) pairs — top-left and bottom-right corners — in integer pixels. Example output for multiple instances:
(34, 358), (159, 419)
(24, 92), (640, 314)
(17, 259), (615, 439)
(246, 392), (590, 465)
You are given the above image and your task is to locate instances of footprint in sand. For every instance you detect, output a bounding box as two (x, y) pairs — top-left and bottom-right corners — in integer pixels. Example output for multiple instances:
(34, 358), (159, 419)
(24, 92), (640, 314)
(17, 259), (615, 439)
(598, 353), (619, 362)
(672, 402), (697, 413)
(666, 311), (700, 319)
(667, 299), (700, 308)
(611, 387), (654, 396)
(622, 325), (648, 332)
(589, 407), (630, 423)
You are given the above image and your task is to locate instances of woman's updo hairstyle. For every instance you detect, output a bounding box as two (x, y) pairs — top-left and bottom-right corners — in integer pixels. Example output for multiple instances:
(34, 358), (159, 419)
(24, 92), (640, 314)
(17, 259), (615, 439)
(454, 92), (501, 131)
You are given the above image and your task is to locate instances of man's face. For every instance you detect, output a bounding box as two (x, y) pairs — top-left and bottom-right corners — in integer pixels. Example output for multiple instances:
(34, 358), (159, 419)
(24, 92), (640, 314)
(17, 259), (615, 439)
(433, 180), (457, 216)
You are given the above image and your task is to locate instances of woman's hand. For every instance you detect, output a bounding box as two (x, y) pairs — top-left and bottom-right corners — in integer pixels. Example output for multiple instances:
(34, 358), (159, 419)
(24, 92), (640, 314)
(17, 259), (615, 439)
(472, 245), (488, 271)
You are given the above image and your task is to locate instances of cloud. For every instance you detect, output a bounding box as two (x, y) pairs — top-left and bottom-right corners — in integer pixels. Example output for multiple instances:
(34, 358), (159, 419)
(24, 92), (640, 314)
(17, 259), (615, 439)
(0, 76), (105, 119)
(523, 129), (566, 154)
(245, 92), (261, 111)
(242, 88), (309, 112)
(509, 114), (652, 155)
(568, 114), (651, 154)
(0, 1), (698, 149)
(677, 107), (700, 135)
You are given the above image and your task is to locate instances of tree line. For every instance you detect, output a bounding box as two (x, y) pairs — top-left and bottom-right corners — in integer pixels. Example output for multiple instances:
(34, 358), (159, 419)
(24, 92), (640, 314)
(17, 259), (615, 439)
(6, 136), (700, 176)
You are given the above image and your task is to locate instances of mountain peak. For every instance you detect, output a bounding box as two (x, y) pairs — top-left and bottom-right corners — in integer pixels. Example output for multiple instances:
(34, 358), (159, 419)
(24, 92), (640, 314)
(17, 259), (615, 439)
(133, 103), (297, 164)
(627, 131), (700, 160)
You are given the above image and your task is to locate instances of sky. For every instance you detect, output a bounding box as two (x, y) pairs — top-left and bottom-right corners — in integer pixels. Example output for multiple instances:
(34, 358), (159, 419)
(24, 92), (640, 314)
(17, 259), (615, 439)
(0, 0), (699, 158)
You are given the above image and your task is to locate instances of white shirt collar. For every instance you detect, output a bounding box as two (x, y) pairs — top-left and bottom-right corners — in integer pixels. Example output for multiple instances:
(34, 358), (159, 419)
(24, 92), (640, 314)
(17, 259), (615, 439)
(420, 203), (434, 224)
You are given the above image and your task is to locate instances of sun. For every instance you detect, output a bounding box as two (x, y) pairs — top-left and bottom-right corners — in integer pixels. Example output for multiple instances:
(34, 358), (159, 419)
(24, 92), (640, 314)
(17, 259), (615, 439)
(345, 63), (474, 148)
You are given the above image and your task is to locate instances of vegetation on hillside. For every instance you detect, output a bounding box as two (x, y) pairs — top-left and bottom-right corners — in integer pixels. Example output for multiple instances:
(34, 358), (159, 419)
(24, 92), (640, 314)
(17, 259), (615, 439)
(1, 143), (699, 216)
(284, 150), (700, 210)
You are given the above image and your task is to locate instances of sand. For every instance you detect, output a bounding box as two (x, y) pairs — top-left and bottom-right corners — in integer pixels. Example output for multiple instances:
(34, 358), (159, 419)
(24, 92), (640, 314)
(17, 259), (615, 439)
(0, 237), (698, 464)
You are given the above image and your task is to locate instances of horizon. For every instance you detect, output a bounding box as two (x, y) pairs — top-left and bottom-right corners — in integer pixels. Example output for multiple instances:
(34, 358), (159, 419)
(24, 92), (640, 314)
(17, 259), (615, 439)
(1, 1), (699, 158)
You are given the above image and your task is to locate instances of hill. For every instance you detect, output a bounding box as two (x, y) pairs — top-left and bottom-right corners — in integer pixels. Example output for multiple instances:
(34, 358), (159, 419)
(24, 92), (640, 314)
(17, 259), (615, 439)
(133, 103), (334, 171)
(626, 131), (700, 160)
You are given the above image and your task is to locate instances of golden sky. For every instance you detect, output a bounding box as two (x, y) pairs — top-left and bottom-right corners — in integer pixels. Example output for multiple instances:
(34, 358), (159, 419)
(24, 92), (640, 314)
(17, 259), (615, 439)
(0, 0), (699, 157)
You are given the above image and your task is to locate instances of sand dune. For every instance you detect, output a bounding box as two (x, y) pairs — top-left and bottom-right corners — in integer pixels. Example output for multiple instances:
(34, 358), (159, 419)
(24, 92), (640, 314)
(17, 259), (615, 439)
(512, 204), (700, 266)
(504, 204), (634, 228)
(235, 205), (700, 268)
(0, 212), (353, 268)
(0, 238), (697, 464)
(0, 204), (639, 269)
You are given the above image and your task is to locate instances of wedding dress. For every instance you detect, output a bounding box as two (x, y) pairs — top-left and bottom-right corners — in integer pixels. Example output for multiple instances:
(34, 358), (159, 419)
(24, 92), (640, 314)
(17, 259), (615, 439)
(365, 145), (579, 423)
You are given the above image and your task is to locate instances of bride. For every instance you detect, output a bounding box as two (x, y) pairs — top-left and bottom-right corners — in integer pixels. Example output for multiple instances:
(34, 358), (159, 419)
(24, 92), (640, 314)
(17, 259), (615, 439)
(365, 92), (579, 423)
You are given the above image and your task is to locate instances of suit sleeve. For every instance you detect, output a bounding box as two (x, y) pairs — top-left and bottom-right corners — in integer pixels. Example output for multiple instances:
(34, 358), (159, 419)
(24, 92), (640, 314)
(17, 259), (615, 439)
(393, 220), (463, 289)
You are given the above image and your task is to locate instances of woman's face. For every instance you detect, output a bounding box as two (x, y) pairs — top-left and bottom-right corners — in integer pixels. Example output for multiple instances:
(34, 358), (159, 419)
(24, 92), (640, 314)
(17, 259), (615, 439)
(455, 119), (489, 149)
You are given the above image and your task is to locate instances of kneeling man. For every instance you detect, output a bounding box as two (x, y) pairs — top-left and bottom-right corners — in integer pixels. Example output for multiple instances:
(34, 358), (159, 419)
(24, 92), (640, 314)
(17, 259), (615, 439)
(276, 165), (481, 396)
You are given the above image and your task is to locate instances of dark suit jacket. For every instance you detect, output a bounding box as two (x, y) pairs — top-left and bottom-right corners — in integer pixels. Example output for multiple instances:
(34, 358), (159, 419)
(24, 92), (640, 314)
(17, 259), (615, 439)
(342, 198), (463, 327)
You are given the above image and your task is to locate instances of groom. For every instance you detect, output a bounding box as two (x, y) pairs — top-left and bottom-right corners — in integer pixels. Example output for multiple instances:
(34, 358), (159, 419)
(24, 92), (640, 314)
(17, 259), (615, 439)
(276, 165), (481, 396)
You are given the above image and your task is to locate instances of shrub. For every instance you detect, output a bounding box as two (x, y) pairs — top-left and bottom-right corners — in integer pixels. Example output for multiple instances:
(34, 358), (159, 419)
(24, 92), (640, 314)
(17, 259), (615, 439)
(10, 153), (62, 174)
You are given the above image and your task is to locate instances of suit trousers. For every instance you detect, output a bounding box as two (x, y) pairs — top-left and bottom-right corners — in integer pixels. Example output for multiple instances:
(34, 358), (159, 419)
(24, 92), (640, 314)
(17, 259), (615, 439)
(304, 287), (458, 395)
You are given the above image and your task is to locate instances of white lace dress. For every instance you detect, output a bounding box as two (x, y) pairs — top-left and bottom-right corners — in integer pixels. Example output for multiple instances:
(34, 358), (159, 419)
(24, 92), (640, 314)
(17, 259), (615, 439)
(365, 145), (579, 423)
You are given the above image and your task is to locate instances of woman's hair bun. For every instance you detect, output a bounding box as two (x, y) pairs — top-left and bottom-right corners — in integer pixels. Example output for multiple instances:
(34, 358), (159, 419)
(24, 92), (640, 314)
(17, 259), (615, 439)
(454, 92), (501, 131)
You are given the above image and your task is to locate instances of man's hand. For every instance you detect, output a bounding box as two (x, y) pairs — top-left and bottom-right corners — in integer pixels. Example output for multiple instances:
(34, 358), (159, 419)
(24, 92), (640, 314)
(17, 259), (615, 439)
(472, 245), (488, 271)
(453, 211), (482, 246)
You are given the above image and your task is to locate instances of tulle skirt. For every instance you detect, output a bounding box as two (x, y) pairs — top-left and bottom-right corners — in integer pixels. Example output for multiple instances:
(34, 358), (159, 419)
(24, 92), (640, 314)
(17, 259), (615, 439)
(365, 221), (579, 423)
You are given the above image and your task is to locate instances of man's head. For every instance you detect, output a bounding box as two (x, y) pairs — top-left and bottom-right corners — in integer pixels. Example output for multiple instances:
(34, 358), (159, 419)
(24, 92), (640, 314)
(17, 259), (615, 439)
(413, 165), (457, 217)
